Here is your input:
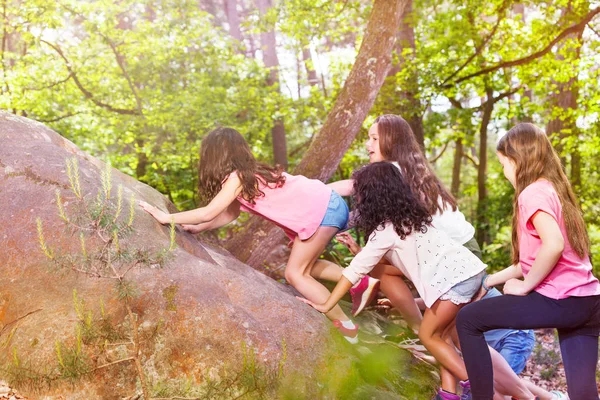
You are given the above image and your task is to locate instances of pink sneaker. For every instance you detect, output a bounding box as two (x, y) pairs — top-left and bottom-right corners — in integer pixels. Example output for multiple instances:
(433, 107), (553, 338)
(349, 276), (380, 316)
(332, 320), (359, 344)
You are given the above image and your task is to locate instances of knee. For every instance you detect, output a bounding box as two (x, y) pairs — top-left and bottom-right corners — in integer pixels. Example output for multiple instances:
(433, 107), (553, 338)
(418, 329), (430, 345)
(284, 269), (301, 286)
(456, 304), (477, 334)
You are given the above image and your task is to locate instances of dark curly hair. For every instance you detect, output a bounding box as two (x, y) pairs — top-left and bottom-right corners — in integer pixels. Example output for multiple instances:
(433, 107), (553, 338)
(352, 162), (432, 240)
(198, 127), (286, 204)
(375, 114), (457, 215)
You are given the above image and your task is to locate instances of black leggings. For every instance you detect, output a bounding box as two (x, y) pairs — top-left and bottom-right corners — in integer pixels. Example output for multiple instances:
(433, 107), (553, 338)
(456, 291), (600, 400)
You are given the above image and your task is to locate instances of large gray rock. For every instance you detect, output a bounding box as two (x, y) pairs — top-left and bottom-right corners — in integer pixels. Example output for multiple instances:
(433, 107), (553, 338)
(0, 112), (333, 399)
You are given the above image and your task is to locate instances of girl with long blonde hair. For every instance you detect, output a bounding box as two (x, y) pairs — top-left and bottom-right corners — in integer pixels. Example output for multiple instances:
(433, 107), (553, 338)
(456, 123), (600, 400)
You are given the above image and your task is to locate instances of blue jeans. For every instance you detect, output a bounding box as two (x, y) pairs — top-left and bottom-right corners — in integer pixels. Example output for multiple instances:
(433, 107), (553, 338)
(495, 330), (535, 374)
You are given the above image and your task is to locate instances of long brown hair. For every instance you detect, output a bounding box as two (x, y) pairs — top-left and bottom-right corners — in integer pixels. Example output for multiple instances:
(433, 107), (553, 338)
(375, 114), (457, 214)
(198, 127), (285, 204)
(497, 123), (589, 263)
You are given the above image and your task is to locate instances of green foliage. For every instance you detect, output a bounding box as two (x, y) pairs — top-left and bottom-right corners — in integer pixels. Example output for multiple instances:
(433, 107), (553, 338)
(38, 158), (174, 282)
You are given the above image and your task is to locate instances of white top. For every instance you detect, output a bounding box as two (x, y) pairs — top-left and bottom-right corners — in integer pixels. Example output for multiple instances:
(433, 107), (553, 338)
(342, 222), (487, 307)
(389, 162), (475, 245)
(431, 201), (475, 245)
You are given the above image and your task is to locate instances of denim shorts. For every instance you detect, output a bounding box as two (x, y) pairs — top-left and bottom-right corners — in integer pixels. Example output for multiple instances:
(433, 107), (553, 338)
(319, 191), (349, 230)
(440, 270), (486, 305)
(495, 330), (535, 374)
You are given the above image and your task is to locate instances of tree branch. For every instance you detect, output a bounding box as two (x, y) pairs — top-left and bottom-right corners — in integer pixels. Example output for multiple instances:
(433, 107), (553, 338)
(428, 141), (450, 163)
(490, 86), (523, 104)
(25, 73), (73, 91)
(443, 7), (600, 87)
(441, 0), (511, 86)
(587, 22), (600, 38)
(40, 39), (141, 116)
(36, 111), (83, 123)
(463, 152), (479, 168)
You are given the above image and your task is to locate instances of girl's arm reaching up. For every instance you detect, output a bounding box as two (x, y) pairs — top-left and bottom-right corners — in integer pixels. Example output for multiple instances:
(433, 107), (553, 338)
(504, 211), (564, 296)
(327, 179), (354, 197)
(181, 201), (241, 233)
(140, 173), (243, 225)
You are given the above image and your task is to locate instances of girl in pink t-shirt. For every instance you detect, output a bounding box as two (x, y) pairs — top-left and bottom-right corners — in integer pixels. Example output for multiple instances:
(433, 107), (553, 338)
(457, 123), (600, 400)
(140, 127), (359, 342)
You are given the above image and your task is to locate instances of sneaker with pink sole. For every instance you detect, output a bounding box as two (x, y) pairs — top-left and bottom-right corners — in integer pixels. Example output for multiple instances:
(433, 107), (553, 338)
(350, 275), (380, 316)
(332, 320), (359, 344)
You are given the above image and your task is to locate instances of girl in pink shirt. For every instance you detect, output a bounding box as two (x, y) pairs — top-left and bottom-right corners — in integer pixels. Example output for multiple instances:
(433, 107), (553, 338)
(457, 123), (600, 400)
(140, 127), (358, 342)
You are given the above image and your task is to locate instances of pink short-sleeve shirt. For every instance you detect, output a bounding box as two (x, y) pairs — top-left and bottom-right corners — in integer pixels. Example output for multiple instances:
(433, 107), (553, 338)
(229, 172), (332, 241)
(518, 180), (600, 299)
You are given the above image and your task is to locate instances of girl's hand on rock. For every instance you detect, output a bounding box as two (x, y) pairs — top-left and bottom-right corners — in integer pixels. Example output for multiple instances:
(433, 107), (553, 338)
(296, 296), (331, 313)
(139, 201), (171, 225)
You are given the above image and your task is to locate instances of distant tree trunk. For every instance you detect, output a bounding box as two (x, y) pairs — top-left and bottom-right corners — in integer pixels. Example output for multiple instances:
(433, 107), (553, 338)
(256, 0), (287, 169)
(395, 0), (424, 149)
(475, 87), (494, 245)
(546, 8), (585, 183)
(451, 138), (463, 197)
(226, 0), (407, 266)
(546, 9), (585, 169)
(224, 0), (243, 45)
(381, 0), (423, 149)
(302, 47), (319, 87)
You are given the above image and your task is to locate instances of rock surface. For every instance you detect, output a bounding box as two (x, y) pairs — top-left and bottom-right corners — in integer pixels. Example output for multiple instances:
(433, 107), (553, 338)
(0, 112), (332, 399)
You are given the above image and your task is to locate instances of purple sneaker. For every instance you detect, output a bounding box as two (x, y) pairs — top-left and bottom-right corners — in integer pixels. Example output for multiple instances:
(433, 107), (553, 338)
(459, 380), (471, 400)
(433, 388), (460, 400)
(349, 276), (380, 316)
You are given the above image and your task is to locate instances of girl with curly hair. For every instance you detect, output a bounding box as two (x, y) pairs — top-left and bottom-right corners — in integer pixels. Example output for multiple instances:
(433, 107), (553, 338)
(329, 114), (477, 322)
(301, 162), (559, 400)
(140, 127), (359, 342)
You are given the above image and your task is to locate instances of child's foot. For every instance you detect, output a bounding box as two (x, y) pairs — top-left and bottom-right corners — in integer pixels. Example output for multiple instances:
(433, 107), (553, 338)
(459, 380), (471, 400)
(350, 276), (380, 316)
(332, 320), (358, 344)
(432, 388), (460, 400)
(549, 391), (568, 400)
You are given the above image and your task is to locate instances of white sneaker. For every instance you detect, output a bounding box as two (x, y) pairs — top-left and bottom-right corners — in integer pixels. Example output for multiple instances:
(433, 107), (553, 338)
(550, 391), (568, 400)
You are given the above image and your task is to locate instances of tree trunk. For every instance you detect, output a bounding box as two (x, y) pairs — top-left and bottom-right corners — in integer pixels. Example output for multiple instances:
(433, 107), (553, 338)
(224, 0), (243, 44)
(451, 138), (463, 197)
(475, 87), (494, 245)
(546, 8), (585, 177)
(382, 0), (423, 149)
(226, 0), (407, 266)
(257, 0), (287, 169)
(396, 0), (424, 149)
(302, 47), (318, 87)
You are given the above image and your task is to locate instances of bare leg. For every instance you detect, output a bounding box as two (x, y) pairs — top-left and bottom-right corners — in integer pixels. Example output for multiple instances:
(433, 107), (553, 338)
(489, 347), (536, 399)
(419, 300), (468, 381)
(440, 331), (459, 393)
(372, 263), (423, 331)
(285, 226), (350, 322)
(311, 259), (344, 282)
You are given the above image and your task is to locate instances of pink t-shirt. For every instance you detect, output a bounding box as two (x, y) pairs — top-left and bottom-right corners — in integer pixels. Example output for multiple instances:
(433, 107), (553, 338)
(518, 179), (600, 299)
(229, 171), (332, 241)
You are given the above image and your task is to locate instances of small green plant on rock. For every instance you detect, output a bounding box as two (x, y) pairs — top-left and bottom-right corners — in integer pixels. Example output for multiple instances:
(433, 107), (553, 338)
(32, 158), (177, 399)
